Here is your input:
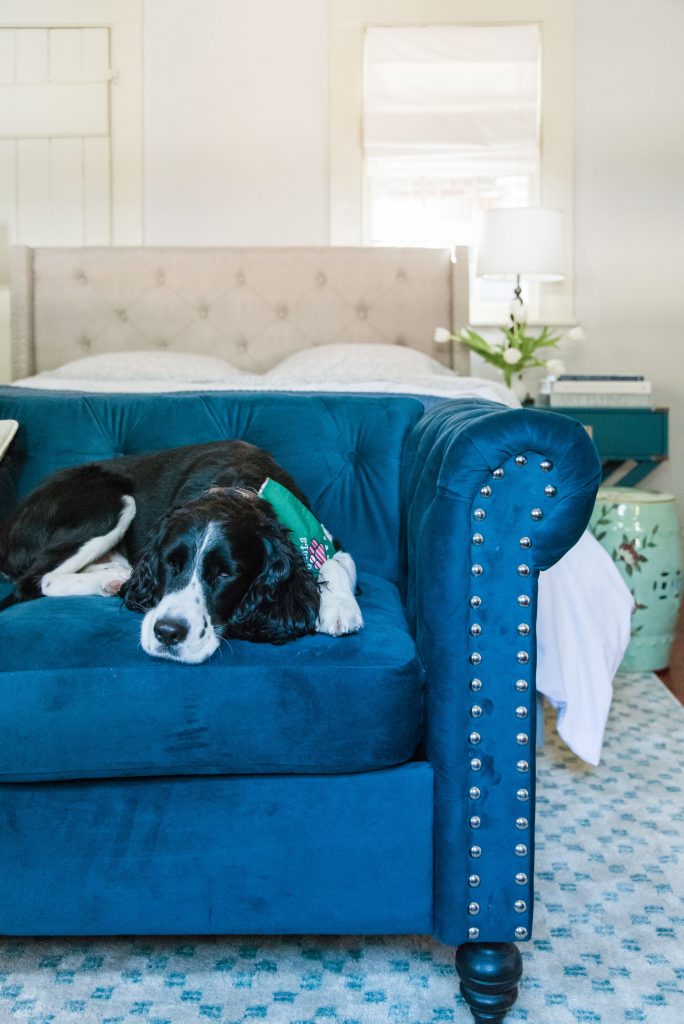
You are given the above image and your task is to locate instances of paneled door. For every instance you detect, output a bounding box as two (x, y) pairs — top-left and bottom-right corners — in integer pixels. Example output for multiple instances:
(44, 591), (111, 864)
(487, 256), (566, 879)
(0, 0), (142, 248)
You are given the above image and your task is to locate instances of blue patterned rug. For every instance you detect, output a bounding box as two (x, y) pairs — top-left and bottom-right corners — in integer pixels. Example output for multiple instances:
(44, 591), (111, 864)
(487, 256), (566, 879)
(1, 672), (683, 1024)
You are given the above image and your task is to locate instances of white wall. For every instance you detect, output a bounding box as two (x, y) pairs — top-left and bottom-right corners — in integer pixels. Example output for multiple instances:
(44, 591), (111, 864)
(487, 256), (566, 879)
(144, 0), (329, 245)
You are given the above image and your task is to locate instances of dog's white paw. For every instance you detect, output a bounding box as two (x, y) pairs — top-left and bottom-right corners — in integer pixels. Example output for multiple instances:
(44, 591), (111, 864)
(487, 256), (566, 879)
(316, 596), (364, 637)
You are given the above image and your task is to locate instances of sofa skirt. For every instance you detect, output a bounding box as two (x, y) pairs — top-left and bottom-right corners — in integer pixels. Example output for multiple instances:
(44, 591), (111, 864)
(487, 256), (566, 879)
(0, 762), (434, 936)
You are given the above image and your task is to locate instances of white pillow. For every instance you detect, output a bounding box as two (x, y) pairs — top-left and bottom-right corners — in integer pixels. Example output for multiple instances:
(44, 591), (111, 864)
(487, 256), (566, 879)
(267, 343), (454, 382)
(48, 350), (244, 383)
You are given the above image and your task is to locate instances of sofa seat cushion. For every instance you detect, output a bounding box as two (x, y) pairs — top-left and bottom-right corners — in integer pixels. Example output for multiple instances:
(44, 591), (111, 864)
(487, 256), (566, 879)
(0, 574), (424, 782)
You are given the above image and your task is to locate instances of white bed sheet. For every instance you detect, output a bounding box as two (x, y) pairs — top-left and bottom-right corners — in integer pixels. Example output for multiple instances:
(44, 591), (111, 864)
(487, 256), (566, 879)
(11, 369), (632, 764)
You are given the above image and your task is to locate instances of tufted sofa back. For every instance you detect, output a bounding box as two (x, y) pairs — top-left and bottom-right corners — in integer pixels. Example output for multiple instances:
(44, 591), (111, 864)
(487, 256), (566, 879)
(0, 389), (424, 583)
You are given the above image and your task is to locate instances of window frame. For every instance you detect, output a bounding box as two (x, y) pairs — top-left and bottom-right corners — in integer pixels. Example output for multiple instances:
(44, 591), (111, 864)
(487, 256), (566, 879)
(330, 0), (575, 325)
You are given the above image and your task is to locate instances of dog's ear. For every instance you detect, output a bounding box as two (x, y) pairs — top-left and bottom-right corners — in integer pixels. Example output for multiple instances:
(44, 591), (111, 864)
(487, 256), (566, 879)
(228, 529), (320, 644)
(120, 522), (166, 611)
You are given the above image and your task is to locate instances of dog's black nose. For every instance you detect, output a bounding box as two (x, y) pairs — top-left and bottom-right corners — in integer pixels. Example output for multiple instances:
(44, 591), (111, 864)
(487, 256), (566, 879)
(153, 617), (189, 646)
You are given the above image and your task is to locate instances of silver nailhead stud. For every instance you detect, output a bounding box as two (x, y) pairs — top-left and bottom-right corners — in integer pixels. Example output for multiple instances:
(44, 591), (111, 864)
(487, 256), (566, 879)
(470, 652), (482, 665)
(519, 537), (532, 549)
(472, 564), (484, 576)
(492, 468), (504, 479)
(515, 843), (528, 856)
(469, 787), (481, 800)
(470, 624), (482, 637)
(470, 595), (482, 608)
(515, 872), (528, 885)
(540, 459), (553, 471)
(470, 758), (482, 771)
(470, 845), (482, 858)
(473, 509), (486, 521)
(516, 733), (529, 745)
(516, 817), (529, 830)
(469, 732), (481, 745)
(518, 595), (531, 607)
(545, 484), (557, 497)
(470, 705), (483, 718)
(468, 927), (480, 939)
(517, 788), (529, 801)
(514, 900), (527, 913)
(517, 651), (529, 664)
(515, 926), (528, 939)
(517, 624), (530, 636)
(516, 706), (528, 718)
(518, 564), (530, 576)
(472, 533), (484, 545)
(515, 680), (529, 692)
(517, 760), (529, 772)
(468, 902), (480, 915)
(469, 816), (481, 829)
(515, 455), (527, 466)
(470, 678), (483, 691)
(469, 874), (480, 887)
(480, 485), (492, 497)
(531, 508), (543, 521)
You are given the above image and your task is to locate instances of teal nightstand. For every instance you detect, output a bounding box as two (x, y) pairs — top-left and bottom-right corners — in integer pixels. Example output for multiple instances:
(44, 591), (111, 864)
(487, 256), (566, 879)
(538, 406), (669, 486)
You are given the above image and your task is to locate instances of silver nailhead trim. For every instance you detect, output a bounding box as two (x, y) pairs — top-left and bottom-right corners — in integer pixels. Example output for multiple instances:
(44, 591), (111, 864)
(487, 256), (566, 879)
(515, 680), (529, 692)
(531, 508), (543, 520)
(545, 484), (557, 497)
(469, 816), (481, 829)
(470, 624), (482, 636)
(473, 509), (486, 521)
(469, 874), (480, 887)
(518, 595), (531, 607)
(515, 454), (527, 466)
(517, 564), (530, 576)
(470, 705), (483, 718)
(470, 653), (482, 666)
(469, 787), (481, 799)
(516, 706), (528, 718)
(469, 732), (481, 745)
(515, 872), (528, 885)
(517, 760), (529, 772)
(515, 843), (528, 856)
(471, 564), (483, 576)
(470, 595), (482, 608)
(470, 845), (482, 858)
(540, 459), (553, 471)
(517, 651), (529, 664)
(515, 926), (528, 939)
(519, 536), (532, 549)
(468, 902), (480, 915)
(480, 485), (492, 497)
(472, 533), (484, 545)
(514, 899), (527, 912)
(469, 926), (480, 939)
(470, 758), (482, 771)
(492, 468), (504, 479)
(516, 817), (529, 830)
(516, 733), (529, 745)
(517, 624), (530, 636)
(470, 678), (483, 691)
(517, 788), (529, 801)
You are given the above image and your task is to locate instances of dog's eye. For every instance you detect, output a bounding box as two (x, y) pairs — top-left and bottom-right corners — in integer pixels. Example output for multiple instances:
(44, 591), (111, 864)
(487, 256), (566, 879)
(167, 545), (188, 573)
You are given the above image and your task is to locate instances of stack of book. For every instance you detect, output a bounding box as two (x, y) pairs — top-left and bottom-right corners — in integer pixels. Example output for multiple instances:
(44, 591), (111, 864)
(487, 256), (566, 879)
(539, 374), (653, 409)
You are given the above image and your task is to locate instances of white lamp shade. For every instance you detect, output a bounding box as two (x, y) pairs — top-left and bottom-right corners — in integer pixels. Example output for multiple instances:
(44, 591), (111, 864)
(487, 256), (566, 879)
(477, 207), (565, 281)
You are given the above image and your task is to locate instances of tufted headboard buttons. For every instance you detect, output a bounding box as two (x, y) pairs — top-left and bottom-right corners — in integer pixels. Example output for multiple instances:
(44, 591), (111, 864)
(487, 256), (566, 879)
(10, 245), (470, 380)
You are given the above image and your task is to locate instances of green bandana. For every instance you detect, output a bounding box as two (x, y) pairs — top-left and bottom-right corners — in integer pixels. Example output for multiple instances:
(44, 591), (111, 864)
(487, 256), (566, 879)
(258, 477), (335, 576)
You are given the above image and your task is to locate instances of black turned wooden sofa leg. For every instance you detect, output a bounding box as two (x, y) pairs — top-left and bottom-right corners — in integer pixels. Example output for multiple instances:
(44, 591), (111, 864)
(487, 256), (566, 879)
(455, 942), (523, 1023)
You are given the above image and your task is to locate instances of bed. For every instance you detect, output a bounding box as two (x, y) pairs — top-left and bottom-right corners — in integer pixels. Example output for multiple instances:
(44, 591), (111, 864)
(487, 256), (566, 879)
(5, 243), (631, 765)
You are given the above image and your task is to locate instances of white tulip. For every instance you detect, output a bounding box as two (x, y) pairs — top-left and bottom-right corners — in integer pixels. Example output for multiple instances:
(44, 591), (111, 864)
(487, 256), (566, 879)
(433, 327), (453, 343)
(546, 358), (566, 377)
(503, 347), (523, 365)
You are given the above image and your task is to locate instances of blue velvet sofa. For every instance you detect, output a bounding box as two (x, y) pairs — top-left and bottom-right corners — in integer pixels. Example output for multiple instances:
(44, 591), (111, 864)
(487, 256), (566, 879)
(0, 387), (600, 1021)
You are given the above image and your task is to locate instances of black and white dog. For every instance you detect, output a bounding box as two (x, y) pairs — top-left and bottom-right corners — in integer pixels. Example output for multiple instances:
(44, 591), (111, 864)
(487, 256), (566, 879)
(0, 441), (363, 663)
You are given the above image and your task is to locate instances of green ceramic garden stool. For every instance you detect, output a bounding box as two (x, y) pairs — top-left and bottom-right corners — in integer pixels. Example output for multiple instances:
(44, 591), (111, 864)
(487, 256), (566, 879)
(590, 487), (683, 671)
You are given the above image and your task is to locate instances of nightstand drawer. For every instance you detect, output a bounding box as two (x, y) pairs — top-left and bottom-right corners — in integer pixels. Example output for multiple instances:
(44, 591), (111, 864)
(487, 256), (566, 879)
(550, 408), (668, 460)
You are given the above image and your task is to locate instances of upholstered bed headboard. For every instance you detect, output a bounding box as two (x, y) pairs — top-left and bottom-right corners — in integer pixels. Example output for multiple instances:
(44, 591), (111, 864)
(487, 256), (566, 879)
(9, 245), (469, 380)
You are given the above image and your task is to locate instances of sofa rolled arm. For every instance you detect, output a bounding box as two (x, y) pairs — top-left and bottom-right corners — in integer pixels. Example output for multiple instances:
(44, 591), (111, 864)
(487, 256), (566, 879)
(400, 400), (601, 946)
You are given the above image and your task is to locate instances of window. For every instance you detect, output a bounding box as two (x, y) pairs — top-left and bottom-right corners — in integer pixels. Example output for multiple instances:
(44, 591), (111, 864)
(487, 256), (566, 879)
(330, 0), (574, 325)
(363, 25), (541, 317)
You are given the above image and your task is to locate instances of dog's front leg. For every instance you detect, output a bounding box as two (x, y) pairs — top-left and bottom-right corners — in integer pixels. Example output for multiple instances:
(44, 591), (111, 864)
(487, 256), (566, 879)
(316, 551), (364, 637)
